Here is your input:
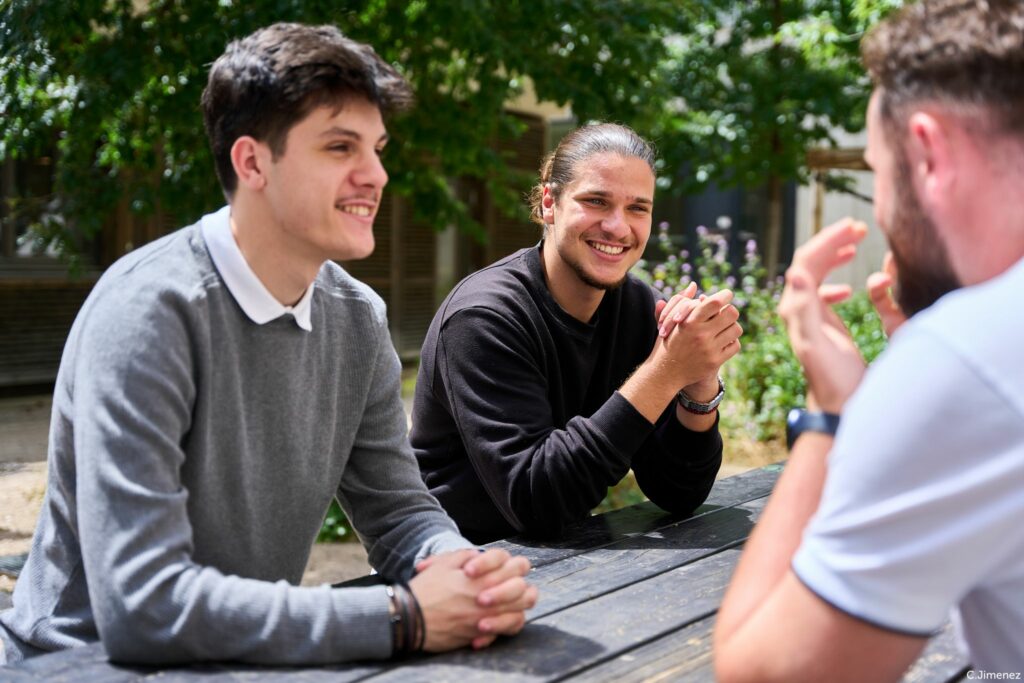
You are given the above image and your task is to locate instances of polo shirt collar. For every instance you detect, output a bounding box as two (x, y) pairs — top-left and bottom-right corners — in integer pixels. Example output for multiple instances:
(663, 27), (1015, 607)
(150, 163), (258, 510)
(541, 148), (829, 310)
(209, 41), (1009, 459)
(201, 206), (314, 331)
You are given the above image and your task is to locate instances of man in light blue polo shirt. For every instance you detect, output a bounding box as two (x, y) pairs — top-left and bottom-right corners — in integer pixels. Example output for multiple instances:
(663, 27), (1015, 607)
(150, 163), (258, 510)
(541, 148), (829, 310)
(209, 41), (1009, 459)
(715, 0), (1024, 679)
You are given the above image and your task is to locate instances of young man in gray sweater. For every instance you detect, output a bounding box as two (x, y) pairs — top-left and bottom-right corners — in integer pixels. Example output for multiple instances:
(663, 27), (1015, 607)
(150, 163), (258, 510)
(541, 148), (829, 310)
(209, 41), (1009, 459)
(0, 22), (535, 666)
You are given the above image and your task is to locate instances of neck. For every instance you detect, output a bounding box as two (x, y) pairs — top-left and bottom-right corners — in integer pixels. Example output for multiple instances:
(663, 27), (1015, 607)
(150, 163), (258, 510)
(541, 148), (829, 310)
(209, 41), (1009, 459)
(229, 196), (322, 306)
(541, 240), (605, 322)
(947, 168), (1024, 286)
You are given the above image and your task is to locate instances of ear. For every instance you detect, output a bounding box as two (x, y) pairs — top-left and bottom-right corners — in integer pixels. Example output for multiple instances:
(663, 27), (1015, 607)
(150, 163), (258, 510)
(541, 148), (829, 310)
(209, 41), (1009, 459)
(904, 111), (955, 211)
(230, 136), (271, 192)
(541, 185), (556, 224)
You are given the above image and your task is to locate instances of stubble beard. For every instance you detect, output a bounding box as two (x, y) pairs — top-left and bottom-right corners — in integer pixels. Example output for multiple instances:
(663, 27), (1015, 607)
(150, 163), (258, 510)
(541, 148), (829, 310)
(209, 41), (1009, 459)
(561, 241), (631, 292)
(887, 156), (962, 317)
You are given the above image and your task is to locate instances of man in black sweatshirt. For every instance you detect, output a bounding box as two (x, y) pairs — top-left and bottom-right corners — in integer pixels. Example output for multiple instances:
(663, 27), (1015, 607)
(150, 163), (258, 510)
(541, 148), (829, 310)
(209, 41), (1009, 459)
(412, 123), (742, 543)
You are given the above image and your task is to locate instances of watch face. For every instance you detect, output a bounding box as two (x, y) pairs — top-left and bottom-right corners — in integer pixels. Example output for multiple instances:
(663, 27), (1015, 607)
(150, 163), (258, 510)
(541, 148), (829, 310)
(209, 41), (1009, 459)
(785, 408), (840, 450)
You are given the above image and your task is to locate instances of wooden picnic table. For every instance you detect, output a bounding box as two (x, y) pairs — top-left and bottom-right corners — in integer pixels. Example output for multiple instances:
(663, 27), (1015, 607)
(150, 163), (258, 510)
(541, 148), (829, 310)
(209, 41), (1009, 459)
(4, 464), (970, 682)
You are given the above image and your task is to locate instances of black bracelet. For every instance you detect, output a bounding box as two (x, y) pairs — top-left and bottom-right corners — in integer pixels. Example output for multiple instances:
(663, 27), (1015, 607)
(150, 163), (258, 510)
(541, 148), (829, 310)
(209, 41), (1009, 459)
(387, 583), (423, 657)
(385, 585), (405, 654)
(401, 581), (426, 652)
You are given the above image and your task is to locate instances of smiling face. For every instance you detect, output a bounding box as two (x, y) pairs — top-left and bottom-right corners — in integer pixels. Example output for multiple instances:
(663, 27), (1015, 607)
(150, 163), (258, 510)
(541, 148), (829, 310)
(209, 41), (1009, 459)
(259, 98), (389, 264)
(541, 152), (655, 303)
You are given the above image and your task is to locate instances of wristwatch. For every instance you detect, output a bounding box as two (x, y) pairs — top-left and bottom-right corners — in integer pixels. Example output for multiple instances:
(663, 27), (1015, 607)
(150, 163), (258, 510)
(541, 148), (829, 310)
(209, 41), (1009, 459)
(676, 377), (725, 415)
(785, 408), (840, 450)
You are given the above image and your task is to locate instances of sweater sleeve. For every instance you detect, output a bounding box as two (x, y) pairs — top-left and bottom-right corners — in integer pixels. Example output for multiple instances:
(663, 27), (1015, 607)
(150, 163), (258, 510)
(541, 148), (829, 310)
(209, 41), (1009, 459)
(73, 290), (394, 665)
(631, 408), (722, 516)
(435, 307), (660, 536)
(336, 312), (474, 582)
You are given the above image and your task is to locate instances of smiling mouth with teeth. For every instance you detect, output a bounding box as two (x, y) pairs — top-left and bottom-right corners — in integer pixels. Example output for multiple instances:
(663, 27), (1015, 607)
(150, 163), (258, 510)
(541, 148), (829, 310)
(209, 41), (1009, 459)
(339, 205), (373, 217)
(589, 241), (627, 255)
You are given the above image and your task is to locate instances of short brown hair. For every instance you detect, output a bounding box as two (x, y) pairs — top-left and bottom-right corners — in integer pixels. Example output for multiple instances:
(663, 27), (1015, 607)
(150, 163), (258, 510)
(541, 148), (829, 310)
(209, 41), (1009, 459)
(862, 0), (1024, 137)
(528, 123), (656, 227)
(202, 23), (413, 198)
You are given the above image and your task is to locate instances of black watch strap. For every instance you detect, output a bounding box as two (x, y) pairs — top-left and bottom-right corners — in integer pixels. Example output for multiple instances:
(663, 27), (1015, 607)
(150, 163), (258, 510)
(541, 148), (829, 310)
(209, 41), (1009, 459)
(786, 408), (840, 450)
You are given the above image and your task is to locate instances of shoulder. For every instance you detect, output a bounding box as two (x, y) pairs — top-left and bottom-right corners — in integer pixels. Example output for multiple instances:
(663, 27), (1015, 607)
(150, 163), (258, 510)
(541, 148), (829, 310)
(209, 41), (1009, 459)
(315, 261), (389, 329)
(438, 248), (539, 321)
(79, 222), (214, 332)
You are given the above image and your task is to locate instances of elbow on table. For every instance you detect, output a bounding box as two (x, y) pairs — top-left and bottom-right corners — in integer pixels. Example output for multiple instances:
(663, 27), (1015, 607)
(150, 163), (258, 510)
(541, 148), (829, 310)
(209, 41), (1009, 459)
(101, 625), (192, 665)
(97, 603), (200, 665)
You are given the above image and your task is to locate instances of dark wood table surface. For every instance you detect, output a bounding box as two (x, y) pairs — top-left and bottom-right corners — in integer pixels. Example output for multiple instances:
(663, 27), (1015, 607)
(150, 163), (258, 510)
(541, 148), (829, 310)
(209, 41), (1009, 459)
(4, 465), (971, 682)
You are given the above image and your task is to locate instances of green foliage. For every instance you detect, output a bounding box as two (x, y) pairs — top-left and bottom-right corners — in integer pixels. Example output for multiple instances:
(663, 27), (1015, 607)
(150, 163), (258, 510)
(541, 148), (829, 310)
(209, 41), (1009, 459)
(317, 499), (355, 543)
(651, 0), (903, 194)
(634, 221), (886, 442)
(1, 0), (679, 260)
(594, 471), (648, 515)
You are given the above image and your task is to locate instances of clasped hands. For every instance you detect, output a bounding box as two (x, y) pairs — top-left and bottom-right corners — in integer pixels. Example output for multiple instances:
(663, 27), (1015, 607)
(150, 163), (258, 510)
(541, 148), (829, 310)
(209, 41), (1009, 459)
(654, 281), (743, 400)
(778, 218), (907, 414)
(410, 547), (538, 652)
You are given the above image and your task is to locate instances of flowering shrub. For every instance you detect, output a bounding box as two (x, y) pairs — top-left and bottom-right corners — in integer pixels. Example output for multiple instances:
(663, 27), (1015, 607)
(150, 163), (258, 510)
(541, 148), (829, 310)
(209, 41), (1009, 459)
(634, 220), (887, 442)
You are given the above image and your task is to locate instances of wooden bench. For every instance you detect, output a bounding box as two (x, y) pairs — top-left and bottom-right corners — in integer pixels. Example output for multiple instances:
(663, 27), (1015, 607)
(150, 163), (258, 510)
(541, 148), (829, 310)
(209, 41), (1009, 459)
(2, 465), (971, 681)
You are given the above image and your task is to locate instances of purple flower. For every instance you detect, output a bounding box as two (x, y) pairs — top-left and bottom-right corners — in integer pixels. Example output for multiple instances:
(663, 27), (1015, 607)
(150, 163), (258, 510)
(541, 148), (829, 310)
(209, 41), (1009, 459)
(696, 225), (708, 237)
(746, 239), (757, 254)
(659, 221), (670, 231)
(663, 285), (674, 297)
(667, 254), (677, 263)
(725, 276), (736, 288)
(654, 279), (664, 289)
(682, 263), (692, 274)
(743, 284), (755, 294)
(735, 297), (747, 308)
(680, 249), (689, 259)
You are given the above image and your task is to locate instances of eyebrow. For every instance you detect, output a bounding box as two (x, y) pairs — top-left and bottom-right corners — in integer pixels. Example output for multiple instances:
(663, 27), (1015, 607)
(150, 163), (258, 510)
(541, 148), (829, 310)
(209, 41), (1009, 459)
(319, 127), (390, 144)
(574, 189), (653, 205)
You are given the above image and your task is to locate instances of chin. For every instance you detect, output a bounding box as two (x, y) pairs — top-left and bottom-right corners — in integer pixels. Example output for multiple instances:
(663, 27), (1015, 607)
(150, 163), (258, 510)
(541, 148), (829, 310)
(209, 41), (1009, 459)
(335, 240), (375, 262)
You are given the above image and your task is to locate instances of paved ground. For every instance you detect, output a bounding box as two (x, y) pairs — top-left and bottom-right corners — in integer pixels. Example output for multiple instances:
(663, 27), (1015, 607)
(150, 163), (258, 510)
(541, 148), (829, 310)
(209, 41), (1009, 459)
(0, 395), (371, 606)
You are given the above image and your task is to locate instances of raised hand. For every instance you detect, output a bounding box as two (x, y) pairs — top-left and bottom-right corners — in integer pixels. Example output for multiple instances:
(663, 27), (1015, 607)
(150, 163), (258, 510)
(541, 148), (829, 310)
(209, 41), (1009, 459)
(866, 251), (907, 337)
(777, 218), (869, 414)
(409, 548), (537, 652)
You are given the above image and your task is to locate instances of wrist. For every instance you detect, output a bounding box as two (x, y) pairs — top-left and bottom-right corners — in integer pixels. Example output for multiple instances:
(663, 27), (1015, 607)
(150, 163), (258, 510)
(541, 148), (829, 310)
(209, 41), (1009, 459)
(677, 376), (725, 415)
(785, 408), (840, 450)
(681, 376), (722, 403)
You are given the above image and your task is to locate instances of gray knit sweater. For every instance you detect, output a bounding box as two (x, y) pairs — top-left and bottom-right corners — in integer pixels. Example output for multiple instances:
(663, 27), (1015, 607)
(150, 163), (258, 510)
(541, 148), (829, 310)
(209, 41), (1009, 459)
(0, 215), (471, 664)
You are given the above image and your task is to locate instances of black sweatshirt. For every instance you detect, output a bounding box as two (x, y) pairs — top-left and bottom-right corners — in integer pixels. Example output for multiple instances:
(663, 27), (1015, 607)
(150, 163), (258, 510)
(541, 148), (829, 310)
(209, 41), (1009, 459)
(411, 244), (722, 543)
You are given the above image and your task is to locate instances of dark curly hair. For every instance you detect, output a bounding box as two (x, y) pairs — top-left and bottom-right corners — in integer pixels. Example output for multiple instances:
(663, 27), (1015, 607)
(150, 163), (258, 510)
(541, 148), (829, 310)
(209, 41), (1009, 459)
(862, 0), (1024, 138)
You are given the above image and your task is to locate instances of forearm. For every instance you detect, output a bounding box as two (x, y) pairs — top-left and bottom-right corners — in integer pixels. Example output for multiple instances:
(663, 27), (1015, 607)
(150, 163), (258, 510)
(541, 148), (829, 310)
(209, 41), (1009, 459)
(621, 356), (719, 432)
(716, 433), (831, 643)
(90, 563), (393, 664)
(619, 356), (681, 424)
(501, 393), (652, 531)
(634, 409), (722, 514)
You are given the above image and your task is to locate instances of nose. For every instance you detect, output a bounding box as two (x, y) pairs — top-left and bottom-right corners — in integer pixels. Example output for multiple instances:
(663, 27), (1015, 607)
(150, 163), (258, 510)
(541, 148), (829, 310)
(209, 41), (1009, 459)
(601, 207), (630, 238)
(353, 150), (389, 191)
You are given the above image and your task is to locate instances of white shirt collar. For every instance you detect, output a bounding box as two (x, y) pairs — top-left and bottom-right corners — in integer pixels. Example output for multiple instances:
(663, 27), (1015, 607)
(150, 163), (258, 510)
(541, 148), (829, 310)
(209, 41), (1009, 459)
(201, 206), (314, 331)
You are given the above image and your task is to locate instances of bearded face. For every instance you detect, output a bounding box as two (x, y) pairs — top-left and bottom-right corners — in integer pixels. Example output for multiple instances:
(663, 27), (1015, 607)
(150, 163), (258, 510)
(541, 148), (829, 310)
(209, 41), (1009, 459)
(886, 152), (963, 317)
